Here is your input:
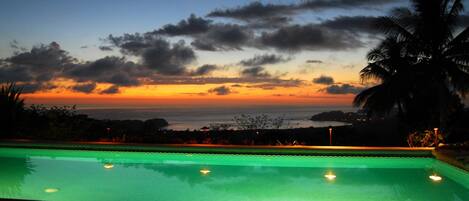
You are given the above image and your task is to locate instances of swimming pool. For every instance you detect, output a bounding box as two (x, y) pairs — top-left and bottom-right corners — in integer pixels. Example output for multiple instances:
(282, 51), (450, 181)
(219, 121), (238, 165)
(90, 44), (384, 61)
(0, 145), (467, 201)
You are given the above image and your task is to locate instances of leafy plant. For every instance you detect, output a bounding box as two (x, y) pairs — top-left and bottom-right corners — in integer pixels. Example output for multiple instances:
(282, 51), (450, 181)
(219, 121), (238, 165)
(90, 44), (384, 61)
(233, 114), (287, 130)
(407, 130), (444, 147)
(0, 82), (25, 136)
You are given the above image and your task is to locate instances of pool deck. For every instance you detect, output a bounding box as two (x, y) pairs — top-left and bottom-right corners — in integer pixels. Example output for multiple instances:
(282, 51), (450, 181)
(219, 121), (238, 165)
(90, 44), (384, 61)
(433, 148), (469, 171)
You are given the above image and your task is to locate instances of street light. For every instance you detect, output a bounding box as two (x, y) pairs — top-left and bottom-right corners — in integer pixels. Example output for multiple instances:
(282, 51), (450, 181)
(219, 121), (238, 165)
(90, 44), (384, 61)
(328, 126), (333, 146)
(433, 128), (438, 147)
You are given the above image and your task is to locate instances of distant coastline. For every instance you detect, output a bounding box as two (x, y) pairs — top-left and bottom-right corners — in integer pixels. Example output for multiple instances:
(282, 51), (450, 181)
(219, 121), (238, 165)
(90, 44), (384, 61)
(77, 105), (355, 130)
(310, 110), (370, 124)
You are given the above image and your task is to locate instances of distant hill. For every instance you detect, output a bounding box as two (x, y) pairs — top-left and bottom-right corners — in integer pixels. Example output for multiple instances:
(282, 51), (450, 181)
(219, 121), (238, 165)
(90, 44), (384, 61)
(310, 111), (369, 123)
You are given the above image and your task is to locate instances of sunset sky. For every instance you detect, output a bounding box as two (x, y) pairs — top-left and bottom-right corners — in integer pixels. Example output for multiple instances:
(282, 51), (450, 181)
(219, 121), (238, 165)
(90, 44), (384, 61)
(3, 0), (467, 107)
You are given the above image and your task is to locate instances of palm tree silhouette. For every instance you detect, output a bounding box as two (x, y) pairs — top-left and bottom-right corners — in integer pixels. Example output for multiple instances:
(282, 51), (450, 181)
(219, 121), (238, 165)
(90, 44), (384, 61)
(354, 0), (469, 129)
(354, 37), (414, 117)
(0, 82), (25, 136)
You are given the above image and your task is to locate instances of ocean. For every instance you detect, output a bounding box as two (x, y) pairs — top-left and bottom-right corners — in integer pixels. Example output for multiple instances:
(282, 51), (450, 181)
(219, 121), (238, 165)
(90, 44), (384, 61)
(77, 105), (356, 130)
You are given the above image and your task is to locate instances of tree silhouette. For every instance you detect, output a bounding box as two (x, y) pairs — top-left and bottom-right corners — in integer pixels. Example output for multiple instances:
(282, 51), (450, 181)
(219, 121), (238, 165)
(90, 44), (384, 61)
(0, 82), (25, 136)
(354, 0), (469, 130)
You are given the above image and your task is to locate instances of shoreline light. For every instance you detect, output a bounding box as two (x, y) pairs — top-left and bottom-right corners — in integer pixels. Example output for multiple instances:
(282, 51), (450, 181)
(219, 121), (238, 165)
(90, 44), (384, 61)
(429, 174), (442, 182)
(324, 173), (336, 180)
(44, 188), (59, 193)
(104, 163), (114, 169)
(200, 169), (211, 175)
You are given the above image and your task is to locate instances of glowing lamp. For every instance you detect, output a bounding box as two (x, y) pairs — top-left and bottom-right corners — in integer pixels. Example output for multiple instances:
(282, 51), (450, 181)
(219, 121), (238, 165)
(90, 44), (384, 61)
(200, 169), (211, 175)
(44, 188), (59, 193)
(324, 173), (336, 180)
(429, 174), (442, 182)
(104, 163), (114, 169)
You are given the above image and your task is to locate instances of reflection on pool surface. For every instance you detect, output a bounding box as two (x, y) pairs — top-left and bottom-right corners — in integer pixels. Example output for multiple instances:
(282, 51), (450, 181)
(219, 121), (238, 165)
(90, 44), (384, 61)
(0, 148), (467, 201)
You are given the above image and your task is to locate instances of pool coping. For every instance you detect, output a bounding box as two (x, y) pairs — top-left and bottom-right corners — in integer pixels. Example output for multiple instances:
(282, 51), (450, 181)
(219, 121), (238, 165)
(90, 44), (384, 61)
(0, 139), (434, 157)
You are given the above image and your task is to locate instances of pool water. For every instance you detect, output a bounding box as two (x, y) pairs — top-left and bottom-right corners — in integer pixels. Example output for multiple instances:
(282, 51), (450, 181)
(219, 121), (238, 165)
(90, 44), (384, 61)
(0, 148), (467, 201)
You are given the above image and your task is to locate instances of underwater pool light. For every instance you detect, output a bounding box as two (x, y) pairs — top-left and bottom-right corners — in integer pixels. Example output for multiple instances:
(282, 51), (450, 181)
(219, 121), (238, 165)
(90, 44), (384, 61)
(429, 174), (442, 182)
(44, 188), (59, 193)
(324, 172), (336, 180)
(104, 163), (114, 169)
(200, 169), (211, 175)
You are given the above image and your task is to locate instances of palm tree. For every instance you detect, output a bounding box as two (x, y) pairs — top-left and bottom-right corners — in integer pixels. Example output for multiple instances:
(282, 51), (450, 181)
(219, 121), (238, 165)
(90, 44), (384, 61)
(0, 82), (25, 136)
(354, 0), (469, 129)
(354, 37), (415, 117)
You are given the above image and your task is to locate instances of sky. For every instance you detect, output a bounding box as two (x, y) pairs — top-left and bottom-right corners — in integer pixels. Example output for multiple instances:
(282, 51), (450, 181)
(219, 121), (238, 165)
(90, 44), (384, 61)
(1, 0), (466, 107)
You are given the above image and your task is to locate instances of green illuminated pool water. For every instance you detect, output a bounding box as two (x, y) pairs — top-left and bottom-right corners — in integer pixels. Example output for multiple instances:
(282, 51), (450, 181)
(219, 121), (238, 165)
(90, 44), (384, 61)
(0, 147), (467, 201)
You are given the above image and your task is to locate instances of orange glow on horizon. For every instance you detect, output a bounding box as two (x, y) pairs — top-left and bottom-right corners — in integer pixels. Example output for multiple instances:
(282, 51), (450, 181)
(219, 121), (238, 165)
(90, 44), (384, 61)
(20, 81), (356, 107)
(23, 93), (354, 107)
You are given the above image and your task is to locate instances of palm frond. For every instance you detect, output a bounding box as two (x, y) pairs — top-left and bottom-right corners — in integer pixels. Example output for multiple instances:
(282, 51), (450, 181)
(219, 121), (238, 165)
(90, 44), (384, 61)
(353, 83), (397, 114)
(376, 16), (416, 43)
(448, 26), (469, 47)
(447, 0), (464, 25)
(359, 63), (391, 82)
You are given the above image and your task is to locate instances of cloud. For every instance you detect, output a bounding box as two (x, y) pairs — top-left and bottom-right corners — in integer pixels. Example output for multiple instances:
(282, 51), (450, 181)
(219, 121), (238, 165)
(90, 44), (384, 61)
(240, 66), (271, 78)
(98, 46), (113, 51)
(107, 35), (196, 75)
(320, 16), (380, 34)
(9, 40), (20, 49)
(141, 40), (196, 75)
(189, 64), (218, 76)
(208, 85), (233, 95)
(107, 73), (140, 86)
(313, 75), (334, 85)
(14, 83), (56, 93)
(64, 56), (143, 86)
(300, 0), (401, 10)
(1, 37), (308, 95)
(320, 84), (365, 94)
(0, 66), (32, 82)
(145, 74), (298, 86)
(100, 85), (120, 94)
(190, 24), (253, 51)
(155, 14), (212, 36)
(0, 42), (75, 92)
(5, 42), (74, 74)
(207, 2), (295, 26)
(306, 60), (323, 63)
(149, 14), (253, 51)
(0, 41), (308, 94)
(107, 8), (382, 53)
(9, 40), (27, 52)
(107, 33), (151, 55)
(207, 0), (401, 26)
(259, 24), (363, 51)
(239, 54), (290, 66)
(244, 79), (303, 90)
(71, 82), (97, 93)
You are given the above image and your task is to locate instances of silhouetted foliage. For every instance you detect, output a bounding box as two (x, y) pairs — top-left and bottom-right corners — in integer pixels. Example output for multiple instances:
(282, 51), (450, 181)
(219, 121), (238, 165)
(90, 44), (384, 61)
(354, 0), (469, 132)
(233, 114), (286, 130)
(0, 83), (25, 136)
(0, 102), (169, 141)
